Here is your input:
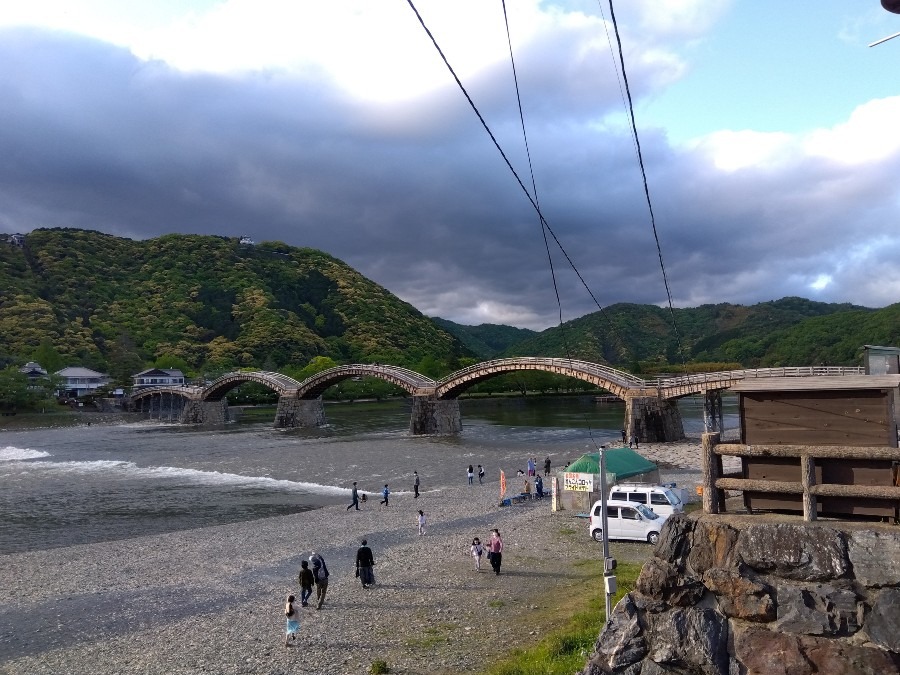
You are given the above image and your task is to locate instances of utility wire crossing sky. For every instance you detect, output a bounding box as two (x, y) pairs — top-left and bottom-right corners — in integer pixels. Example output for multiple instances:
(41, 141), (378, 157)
(1, 1), (899, 329)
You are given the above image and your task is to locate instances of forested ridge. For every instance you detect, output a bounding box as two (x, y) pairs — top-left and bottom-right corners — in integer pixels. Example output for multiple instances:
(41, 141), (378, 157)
(496, 299), (900, 370)
(0, 228), (470, 382)
(2, 229), (897, 389)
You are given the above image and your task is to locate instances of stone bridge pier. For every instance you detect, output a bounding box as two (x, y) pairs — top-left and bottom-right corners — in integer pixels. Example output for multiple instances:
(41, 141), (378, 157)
(625, 395), (685, 443)
(180, 399), (230, 424)
(409, 396), (461, 435)
(274, 397), (326, 428)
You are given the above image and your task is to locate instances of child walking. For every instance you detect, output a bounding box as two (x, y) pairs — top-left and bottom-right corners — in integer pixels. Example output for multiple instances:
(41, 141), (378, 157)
(471, 537), (484, 571)
(417, 509), (426, 536)
(284, 594), (299, 646)
(380, 484), (390, 506)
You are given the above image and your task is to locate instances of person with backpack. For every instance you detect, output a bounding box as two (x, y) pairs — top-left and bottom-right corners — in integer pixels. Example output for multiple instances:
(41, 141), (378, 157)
(297, 560), (314, 607)
(284, 594), (299, 646)
(379, 484), (390, 507)
(355, 539), (375, 588)
(310, 552), (329, 609)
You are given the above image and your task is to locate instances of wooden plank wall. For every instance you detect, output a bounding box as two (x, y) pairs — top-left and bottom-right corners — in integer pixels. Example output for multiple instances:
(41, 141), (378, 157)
(740, 390), (894, 446)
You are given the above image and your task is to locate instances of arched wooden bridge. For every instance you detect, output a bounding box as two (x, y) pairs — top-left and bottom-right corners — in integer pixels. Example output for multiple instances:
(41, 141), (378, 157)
(128, 358), (864, 438)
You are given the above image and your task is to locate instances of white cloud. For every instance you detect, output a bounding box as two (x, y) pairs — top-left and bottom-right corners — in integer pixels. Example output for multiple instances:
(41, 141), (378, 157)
(804, 97), (900, 165)
(689, 129), (793, 172)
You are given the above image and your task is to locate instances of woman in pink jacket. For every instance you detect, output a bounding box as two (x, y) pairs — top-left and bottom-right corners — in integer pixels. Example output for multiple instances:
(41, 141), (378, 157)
(488, 529), (503, 575)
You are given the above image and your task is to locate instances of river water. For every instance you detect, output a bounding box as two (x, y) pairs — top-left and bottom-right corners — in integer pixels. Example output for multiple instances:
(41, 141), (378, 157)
(0, 395), (736, 554)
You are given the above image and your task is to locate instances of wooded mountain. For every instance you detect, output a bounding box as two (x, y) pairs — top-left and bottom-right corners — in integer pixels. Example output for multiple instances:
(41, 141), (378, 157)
(430, 318), (536, 359)
(0, 229), (471, 379)
(497, 298), (900, 369)
(2, 229), (896, 382)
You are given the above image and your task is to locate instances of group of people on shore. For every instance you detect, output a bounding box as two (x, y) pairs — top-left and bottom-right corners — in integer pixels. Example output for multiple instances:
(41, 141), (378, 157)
(284, 526), (507, 646)
(284, 466), (517, 646)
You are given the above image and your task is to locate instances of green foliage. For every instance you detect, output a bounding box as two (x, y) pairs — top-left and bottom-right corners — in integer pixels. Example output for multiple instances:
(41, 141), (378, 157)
(483, 561), (641, 675)
(0, 229), (470, 374)
(505, 298), (884, 368)
(432, 318), (537, 358)
(369, 660), (390, 674)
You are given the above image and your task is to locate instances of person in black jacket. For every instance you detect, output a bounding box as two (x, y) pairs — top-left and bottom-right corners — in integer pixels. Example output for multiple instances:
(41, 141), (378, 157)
(355, 539), (375, 588)
(310, 552), (329, 609)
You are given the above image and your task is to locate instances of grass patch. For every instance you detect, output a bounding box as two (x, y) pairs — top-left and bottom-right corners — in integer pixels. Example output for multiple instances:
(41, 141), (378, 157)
(480, 560), (641, 675)
(405, 624), (454, 649)
(487, 599), (505, 608)
(557, 526), (577, 536)
(369, 659), (390, 674)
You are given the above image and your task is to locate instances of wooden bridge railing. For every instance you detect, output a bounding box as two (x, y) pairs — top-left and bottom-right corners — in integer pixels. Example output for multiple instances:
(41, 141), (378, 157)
(701, 432), (900, 521)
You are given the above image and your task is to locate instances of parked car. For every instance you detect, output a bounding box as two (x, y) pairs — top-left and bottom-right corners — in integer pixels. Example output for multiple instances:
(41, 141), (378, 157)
(609, 483), (684, 517)
(589, 499), (669, 544)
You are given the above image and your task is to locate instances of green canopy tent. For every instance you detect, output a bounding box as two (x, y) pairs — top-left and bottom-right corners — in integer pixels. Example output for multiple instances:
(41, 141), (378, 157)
(565, 447), (658, 480)
(553, 446), (659, 512)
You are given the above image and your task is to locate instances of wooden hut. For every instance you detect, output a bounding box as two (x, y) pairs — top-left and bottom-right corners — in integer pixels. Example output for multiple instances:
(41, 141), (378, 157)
(731, 375), (900, 518)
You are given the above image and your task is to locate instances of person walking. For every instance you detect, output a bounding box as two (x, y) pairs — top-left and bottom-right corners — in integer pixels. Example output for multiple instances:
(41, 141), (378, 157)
(471, 537), (484, 571)
(543, 456), (551, 476)
(621, 428), (627, 444)
(478, 464), (485, 484)
(527, 457), (536, 477)
(310, 552), (329, 609)
(417, 509), (426, 536)
(413, 471), (420, 498)
(488, 529), (503, 575)
(347, 481), (360, 510)
(630, 432), (639, 449)
(298, 560), (314, 607)
(284, 594), (299, 646)
(467, 465), (474, 485)
(355, 539), (375, 588)
(379, 484), (390, 506)
(535, 474), (544, 499)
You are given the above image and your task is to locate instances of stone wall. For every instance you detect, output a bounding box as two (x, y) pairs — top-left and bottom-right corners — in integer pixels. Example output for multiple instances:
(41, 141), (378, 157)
(180, 399), (229, 425)
(581, 513), (900, 674)
(409, 396), (461, 435)
(273, 397), (325, 428)
(626, 397), (685, 443)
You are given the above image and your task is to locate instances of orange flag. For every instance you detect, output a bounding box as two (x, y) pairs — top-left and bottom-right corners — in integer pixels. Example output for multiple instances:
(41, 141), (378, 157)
(499, 470), (507, 498)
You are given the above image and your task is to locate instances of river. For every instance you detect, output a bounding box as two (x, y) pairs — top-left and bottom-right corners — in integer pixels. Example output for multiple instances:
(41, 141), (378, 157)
(0, 395), (737, 554)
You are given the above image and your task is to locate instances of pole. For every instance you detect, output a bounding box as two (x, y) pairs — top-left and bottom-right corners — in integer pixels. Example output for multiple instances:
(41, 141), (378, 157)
(598, 444), (615, 624)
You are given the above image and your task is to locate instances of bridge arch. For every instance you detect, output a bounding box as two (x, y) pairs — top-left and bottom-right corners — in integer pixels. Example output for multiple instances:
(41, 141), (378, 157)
(296, 364), (437, 399)
(201, 371), (302, 401)
(129, 385), (200, 404)
(435, 357), (646, 399)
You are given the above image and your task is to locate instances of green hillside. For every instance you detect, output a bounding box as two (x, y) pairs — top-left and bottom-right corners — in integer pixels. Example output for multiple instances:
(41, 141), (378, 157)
(431, 318), (537, 358)
(502, 298), (883, 369)
(0, 229), (471, 379)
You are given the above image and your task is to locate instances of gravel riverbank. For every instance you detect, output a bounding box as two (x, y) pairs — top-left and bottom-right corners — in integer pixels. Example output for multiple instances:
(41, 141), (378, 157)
(1, 441), (707, 675)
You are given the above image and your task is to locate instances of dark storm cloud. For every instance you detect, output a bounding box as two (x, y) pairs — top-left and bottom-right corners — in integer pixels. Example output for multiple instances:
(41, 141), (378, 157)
(1, 26), (898, 330)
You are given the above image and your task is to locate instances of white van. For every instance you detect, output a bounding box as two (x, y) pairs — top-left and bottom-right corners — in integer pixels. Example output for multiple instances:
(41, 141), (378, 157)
(589, 499), (668, 545)
(609, 483), (684, 517)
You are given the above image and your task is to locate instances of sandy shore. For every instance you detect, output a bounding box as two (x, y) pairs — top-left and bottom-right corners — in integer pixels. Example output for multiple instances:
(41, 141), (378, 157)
(0, 440), (706, 675)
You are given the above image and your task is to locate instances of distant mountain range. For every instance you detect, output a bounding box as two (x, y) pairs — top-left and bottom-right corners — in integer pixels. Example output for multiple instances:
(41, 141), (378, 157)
(435, 298), (900, 369)
(2, 229), (897, 380)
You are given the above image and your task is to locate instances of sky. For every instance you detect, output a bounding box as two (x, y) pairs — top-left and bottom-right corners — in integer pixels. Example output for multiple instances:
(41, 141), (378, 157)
(1, 0), (899, 330)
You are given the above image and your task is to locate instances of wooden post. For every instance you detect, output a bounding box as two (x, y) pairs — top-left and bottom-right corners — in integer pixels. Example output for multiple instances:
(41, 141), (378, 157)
(801, 454), (817, 522)
(702, 432), (721, 514)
